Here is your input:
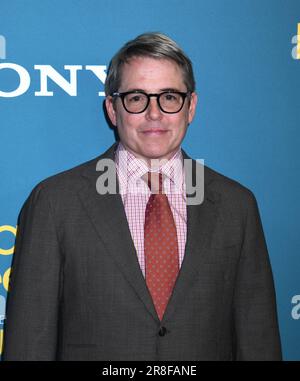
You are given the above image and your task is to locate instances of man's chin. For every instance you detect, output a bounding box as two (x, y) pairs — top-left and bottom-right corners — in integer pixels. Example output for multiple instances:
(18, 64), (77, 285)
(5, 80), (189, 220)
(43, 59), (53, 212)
(124, 143), (177, 163)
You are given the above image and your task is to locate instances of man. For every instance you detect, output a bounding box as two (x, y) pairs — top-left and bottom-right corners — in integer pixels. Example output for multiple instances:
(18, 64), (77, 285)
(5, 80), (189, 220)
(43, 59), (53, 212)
(3, 32), (282, 360)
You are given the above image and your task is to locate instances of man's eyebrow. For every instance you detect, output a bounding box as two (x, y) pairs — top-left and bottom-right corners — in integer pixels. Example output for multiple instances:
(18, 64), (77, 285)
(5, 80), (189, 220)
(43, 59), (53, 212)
(122, 88), (145, 93)
(160, 88), (182, 92)
(122, 88), (182, 93)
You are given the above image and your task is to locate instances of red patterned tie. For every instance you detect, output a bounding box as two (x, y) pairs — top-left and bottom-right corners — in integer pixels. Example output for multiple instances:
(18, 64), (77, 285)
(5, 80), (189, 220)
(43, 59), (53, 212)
(144, 172), (179, 320)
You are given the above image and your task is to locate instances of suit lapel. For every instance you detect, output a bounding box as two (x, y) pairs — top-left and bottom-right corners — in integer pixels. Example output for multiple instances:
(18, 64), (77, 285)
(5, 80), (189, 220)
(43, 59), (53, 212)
(162, 156), (220, 322)
(78, 144), (158, 321)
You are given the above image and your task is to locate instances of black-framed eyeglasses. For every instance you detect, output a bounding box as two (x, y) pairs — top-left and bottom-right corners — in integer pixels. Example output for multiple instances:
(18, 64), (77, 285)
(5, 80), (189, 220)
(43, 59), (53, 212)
(112, 90), (191, 114)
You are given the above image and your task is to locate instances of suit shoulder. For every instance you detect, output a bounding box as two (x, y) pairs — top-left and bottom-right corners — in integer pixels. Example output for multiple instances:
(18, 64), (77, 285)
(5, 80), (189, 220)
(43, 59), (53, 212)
(183, 150), (256, 205)
(201, 165), (262, 227)
(35, 144), (116, 194)
(24, 155), (103, 209)
(204, 165), (257, 206)
(36, 157), (98, 191)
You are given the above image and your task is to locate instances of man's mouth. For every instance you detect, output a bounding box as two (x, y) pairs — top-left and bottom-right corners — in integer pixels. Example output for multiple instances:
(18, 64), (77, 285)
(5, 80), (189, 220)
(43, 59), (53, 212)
(140, 129), (168, 135)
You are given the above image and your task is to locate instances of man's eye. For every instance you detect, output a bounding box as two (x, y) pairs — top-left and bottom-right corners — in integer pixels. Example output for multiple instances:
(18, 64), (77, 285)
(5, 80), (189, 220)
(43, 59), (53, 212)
(128, 95), (143, 102)
(164, 93), (178, 101)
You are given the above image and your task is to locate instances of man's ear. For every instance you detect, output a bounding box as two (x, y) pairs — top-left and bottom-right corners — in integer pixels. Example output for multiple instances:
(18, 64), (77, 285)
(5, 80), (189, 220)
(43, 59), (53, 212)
(188, 92), (198, 124)
(105, 96), (117, 126)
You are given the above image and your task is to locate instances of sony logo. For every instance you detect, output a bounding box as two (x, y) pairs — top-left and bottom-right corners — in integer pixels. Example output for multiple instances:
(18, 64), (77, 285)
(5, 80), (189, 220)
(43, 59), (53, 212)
(0, 63), (107, 97)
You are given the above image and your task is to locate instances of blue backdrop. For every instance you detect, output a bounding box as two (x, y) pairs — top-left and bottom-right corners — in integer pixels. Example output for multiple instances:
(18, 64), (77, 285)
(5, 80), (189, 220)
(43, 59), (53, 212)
(0, 0), (299, 360)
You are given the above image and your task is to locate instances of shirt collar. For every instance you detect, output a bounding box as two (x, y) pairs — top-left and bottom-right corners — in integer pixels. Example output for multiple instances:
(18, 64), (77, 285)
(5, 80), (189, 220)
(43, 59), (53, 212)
(115, 142), (185, 194)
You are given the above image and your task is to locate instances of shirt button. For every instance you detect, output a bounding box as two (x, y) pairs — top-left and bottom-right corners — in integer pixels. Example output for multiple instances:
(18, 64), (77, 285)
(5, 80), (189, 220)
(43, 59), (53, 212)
(158, 327), (167, 337)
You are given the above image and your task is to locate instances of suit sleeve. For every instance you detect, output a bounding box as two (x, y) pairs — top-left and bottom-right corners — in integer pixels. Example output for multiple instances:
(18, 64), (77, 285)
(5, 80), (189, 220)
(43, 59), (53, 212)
(233, 192), (282, 360)
(2, 184), (62, 360)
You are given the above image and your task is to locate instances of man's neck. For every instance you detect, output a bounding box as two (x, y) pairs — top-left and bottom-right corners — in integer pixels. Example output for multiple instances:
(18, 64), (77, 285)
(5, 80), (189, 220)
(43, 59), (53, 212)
(117, 142), (182, 171)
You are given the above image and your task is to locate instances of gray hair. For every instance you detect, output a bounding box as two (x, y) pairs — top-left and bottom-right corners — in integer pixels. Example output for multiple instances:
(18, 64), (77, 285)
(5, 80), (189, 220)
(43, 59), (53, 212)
(105, 32), (196, 96)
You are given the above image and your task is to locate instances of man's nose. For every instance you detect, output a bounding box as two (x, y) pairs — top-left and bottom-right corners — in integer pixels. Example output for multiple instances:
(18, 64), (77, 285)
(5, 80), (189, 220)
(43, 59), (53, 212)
(145, 97), (163, 120)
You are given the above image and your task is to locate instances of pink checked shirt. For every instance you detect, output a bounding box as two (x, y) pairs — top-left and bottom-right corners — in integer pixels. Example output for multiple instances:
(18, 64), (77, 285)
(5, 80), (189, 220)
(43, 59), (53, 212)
(115, 142), (187, 277)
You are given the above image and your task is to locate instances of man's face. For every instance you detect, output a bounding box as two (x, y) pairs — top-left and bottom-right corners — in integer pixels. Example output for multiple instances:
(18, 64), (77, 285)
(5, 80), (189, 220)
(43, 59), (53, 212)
(106, 56), (197, 164)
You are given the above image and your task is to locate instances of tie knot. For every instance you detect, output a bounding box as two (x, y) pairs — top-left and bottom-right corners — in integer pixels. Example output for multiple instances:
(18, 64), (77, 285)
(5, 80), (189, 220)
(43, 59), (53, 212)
(145, 172), (163, 194)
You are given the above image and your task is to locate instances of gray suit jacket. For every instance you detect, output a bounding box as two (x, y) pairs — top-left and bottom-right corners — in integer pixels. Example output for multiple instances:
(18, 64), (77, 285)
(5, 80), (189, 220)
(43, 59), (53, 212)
(3, 143), (282, 360)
